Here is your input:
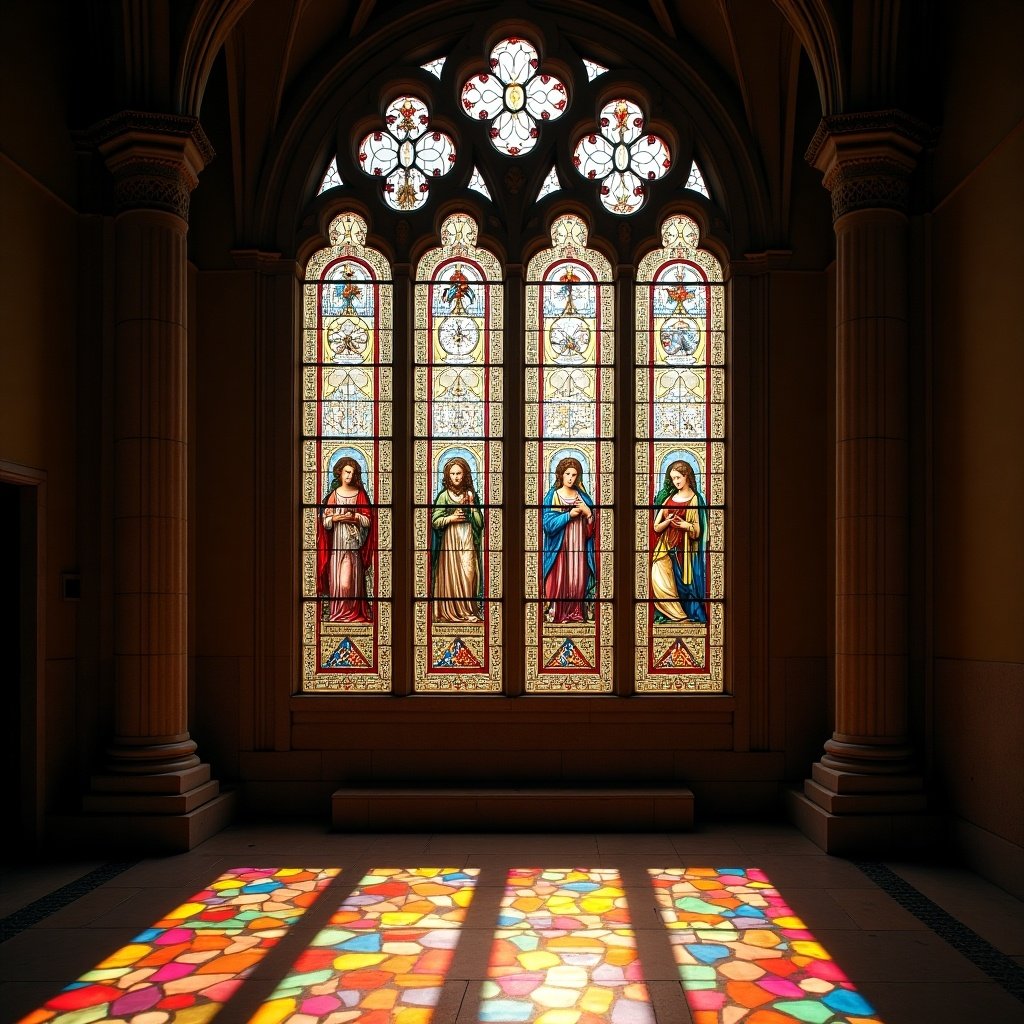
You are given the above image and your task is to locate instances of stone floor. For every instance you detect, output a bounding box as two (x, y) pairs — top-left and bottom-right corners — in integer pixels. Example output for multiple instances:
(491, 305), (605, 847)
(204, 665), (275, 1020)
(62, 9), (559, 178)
(1, 821), (1022, 1024)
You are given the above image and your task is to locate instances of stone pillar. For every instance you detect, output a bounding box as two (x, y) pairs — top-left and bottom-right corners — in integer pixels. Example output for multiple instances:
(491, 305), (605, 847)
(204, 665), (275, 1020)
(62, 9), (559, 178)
(81, 112), (233, 850)
(790, 111), (936, 853)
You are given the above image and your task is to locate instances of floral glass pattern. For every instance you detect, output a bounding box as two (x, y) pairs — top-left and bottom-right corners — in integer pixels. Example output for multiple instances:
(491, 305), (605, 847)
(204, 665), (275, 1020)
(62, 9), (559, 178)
(573, 99), (671, 215)
(358, 96), (456, 211)
(461, 37), (567, 157)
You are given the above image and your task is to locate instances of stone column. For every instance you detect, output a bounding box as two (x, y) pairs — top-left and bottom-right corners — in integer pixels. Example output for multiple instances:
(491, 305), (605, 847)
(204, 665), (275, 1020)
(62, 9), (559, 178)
(83, 112), (233, 849)
(790, 111), (934, 853)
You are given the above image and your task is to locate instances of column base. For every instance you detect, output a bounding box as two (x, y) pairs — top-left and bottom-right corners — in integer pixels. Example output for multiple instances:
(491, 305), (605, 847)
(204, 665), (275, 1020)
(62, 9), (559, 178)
(787, 764), (944, 856)
(50, 764), (236, 853)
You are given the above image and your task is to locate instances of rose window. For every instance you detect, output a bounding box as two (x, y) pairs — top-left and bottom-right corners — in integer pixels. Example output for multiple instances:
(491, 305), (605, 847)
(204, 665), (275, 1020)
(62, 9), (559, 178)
(573, 98), (671, 214)
(460, 37), (567, 157)
(357, 96), (456, 211)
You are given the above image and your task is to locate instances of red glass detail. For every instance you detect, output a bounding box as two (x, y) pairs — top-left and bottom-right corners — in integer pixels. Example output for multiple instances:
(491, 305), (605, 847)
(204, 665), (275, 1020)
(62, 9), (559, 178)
(531, 127), (539, 137)
(490, 58), (498, 69)
(374, 131), (383, 140)
(541, 74), (550, 83)
(647, 171), (656, 179)
(420, 182), (429, 190)
(509, 146), (521, 155)
(433, 131), (441, 140)
(555, 99), (566, 110)
(489, 127), (499, 138)
(588, 133), (597, 143)
(541, 112), (549, 121)
(573, 156), (581, 167)
(588, 170), (597, 179)
(633, 117), (643, 127)
(358, 152), (367, 162)
(634, 185), (645, 195)
(480, 110), (488, 119)
(600, 184), (609, 193)
(530, 59), (539, 69)
(600, 118), (609, 128)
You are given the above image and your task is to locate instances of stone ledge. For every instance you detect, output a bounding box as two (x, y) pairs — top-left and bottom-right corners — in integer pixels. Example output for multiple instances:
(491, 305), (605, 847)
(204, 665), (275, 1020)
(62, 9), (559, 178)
(332, 788), (695, 832)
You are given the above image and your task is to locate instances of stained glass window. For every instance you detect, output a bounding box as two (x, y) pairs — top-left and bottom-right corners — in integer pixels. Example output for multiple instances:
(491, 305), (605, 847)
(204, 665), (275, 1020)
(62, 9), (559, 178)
(686, 159), (710, 198)
(573, 99), (671, 215)
(537, 166), (562, 200)
(318, 158), (343, 194)
(461, 37), (568, 157)
(421, 57), (446, 78)
(301, 213), (393, 691)
(414, 214), (504, 692)
(583, 58), (609, 81)
(469, 166), (492, 199)
(525, 215), (614, 692)
(635, 215), (724, 691)
(358, 96), (456, 210)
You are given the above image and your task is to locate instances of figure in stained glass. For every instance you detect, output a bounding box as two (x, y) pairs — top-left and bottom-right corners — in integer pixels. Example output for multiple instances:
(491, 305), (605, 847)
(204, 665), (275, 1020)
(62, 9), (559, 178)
(431, 457), (484, 623)
(542, 457), (597, 623)
(317, 456), (375, 623)
(442, 264), (476, 313)
(651, 460), (707, 623)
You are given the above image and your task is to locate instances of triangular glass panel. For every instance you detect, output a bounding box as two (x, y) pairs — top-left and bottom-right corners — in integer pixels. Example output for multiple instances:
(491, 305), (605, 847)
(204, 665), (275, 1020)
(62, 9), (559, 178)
(686, 159), (710, 199)
(583, 58), (609, 81)
(537, 166), (562, 200)
(421, 57), (446, 78)
(433, 637), (483, 669)
(318, 158), (343, 194)
(469, 166), (491, 199)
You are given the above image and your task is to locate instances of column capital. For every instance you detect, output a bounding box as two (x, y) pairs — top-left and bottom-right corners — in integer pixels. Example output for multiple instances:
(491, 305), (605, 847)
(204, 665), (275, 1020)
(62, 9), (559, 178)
(806, 110), (930, 221)
(87, 111), (214, 219)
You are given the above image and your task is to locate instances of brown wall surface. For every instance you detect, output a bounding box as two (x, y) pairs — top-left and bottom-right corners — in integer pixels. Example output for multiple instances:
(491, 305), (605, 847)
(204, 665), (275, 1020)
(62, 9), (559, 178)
(929, 1), (1024, 880)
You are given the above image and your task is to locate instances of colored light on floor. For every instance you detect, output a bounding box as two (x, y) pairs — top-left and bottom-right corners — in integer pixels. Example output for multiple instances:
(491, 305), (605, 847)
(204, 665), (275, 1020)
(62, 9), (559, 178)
(256, 868), (480, 1024)
(649, 868), (883, 1024)
(481, 868), (655, 1024)
(17, 867), (340, 1024)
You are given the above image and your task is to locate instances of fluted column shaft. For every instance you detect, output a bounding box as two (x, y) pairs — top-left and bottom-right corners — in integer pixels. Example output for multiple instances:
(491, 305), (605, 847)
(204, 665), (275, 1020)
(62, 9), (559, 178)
(809, 111), (926, 775)
(94, 112), (213, 775)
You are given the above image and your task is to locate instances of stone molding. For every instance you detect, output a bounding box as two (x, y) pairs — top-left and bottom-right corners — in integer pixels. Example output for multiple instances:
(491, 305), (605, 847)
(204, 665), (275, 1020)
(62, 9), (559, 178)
(806, 110), (930, 221)
(87, 111), (215, 219)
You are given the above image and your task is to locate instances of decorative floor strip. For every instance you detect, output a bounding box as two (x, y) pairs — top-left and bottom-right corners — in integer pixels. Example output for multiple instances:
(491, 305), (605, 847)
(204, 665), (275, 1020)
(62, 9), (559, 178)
(480, 867), (655, 1024)
(650, 867), (881, 1024)
(0, 862), (136, 944)
(854, 861), (1024, 1004)
(17, 867), (340, 1024)
(254, 867), (479, 1024)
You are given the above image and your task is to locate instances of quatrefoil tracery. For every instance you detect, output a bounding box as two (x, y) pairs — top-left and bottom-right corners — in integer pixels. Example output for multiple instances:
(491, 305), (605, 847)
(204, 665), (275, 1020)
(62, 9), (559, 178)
(573, 98), (671, 215)
(358, 96), (456, 211)
(461, 37), (567, 157)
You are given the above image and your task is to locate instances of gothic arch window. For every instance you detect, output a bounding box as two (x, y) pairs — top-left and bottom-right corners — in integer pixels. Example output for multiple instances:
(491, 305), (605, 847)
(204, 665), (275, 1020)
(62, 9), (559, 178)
(299, 32), (727, 696)
(525, 214), (615, 691)
(414, 213), (504, 692)
(301, 213), (393, 691)
(636, 215), (725, 691)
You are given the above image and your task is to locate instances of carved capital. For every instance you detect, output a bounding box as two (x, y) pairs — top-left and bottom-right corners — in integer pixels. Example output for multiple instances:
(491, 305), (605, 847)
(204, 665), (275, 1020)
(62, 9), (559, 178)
(87, 111), (215, 219)
(806, 110), (930, 221)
